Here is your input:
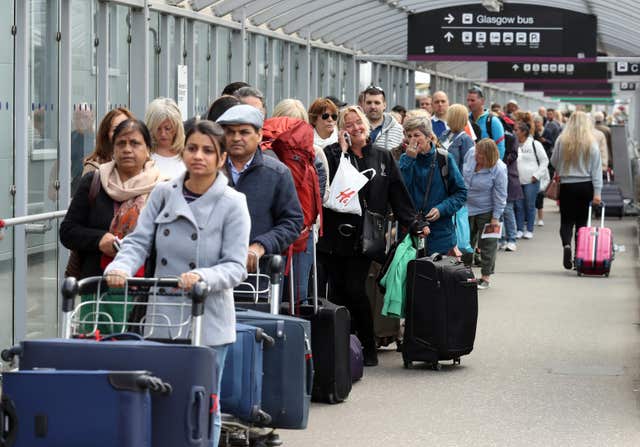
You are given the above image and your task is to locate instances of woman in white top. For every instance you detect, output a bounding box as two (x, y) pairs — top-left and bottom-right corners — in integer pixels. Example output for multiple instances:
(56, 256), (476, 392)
(145, 97), (186, 178)
(513, 121), (549, 239)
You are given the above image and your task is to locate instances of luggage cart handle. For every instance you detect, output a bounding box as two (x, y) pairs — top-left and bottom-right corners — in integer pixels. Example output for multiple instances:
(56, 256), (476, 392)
(267, 255), (284, 315)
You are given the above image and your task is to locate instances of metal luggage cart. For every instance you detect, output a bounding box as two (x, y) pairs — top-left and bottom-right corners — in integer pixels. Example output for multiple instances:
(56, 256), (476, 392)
(60, 276), (208, 345)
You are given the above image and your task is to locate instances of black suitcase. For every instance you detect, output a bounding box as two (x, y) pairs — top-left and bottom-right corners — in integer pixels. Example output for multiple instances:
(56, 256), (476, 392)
(600, 184), (624, 219)
(403, 253), (478, 369)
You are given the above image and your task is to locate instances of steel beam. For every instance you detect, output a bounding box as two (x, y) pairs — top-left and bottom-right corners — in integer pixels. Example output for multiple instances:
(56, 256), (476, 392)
(130, 3), (150, 118)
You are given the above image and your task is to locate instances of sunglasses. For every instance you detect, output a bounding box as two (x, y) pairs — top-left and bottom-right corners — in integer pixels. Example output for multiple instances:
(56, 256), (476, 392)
(321, 113), (338, 120)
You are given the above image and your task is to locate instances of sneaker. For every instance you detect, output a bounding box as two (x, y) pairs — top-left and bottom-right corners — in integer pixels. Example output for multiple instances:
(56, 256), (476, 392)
(563, 245), (573, 270)
(523, 231), (533, 239)
(498, 241), (508, 250)
(505, 242), (517, 252)
(537, 220), (544, 226)
(477, 279), (490, 290)
(516, 230), (524, 239)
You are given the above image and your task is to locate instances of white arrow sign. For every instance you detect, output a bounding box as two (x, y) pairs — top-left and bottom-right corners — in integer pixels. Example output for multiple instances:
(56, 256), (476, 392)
(444, 32), (454, 42)
(444, 13), (454, 24)
(512, 64), (520, 71)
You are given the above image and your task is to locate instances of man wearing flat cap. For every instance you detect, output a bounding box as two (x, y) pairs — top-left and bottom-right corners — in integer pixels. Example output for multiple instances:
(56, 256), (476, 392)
(217, 104), (303, 273)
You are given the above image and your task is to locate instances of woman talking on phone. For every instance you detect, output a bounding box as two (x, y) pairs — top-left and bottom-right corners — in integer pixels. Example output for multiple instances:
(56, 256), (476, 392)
(318, 105), (421, 367)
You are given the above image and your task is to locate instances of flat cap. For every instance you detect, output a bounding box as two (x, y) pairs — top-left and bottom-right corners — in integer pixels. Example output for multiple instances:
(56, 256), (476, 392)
(216, 104), (264, 129)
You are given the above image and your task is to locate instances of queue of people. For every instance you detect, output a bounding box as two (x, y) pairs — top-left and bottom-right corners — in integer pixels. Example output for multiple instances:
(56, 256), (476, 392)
(59, 82), (608, 445)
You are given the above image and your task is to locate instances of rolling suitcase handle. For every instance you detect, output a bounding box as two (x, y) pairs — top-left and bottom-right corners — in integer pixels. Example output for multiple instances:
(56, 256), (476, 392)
(60, 277), (208, 346)
(267, 255), (284, 315)
(587, 201), (606, 228)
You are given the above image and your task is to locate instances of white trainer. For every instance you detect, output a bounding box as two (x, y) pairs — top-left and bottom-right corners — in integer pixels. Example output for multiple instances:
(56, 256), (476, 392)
(537, 220), (544, 226)
(523, 231), (533, 239)
(516, 230), (524, 239)
(505, 242), (517, 252)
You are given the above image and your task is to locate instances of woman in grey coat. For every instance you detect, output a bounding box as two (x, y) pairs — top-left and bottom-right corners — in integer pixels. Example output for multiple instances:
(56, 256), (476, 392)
(105, 120), (250, 445)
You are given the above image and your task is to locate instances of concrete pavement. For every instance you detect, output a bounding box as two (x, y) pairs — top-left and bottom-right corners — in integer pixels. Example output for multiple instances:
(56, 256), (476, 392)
(281, 202), (640, 447)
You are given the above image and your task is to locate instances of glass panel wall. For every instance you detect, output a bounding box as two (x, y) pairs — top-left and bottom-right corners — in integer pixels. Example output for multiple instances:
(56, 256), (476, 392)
(27, 0), (60, 339)
(148, 10), (160, 101)
(70, 0), (97, 196)
(0, 0), (15, 349)
(194, 21), (210, 116)
(216, 27), (231, 94)
(108, 4), (130, 109)
(273, 40), (284, 104)
(254, 34), (268, 96)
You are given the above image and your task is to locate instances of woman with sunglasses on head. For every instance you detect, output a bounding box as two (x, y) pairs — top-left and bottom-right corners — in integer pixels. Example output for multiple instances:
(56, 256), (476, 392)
(318, 105), (423, 367)
(105, 120), (250, 446)
(309, 97), (339, 149)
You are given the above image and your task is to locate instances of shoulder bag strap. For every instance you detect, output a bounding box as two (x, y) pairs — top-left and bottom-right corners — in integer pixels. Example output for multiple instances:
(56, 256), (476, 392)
(88, 169), (101, 207)
(420, 152), (437, 213)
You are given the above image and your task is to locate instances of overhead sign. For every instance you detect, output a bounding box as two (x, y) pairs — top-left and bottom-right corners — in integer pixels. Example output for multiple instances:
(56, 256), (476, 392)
(487, 62), (609, 83)
(615, 62), (640, 76)
(619, 82), (637, 91)
(524, 82), (612, 93)
(545, 90), (613, 98)
(407, 4), (597, 62)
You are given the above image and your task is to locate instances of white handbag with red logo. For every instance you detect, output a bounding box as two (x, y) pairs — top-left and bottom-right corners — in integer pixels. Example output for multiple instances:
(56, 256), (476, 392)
(325, 153), (375, 216)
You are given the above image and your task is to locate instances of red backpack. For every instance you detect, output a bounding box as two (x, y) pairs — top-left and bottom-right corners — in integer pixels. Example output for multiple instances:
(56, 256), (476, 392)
(263, 117), (322, 253)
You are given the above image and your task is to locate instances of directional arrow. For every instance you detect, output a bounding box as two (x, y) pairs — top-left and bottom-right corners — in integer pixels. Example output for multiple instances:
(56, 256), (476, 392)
(512, 64), (520, 71)
(444, 13), (454, 24)
(444, 32), (454, 42)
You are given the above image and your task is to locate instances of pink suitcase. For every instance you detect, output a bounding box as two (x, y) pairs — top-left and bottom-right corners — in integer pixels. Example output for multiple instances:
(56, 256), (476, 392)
(575, 203), (613, 277)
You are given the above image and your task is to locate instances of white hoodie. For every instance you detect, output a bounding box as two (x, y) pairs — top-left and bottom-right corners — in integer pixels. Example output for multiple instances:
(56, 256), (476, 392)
(517, 136), (549, 185)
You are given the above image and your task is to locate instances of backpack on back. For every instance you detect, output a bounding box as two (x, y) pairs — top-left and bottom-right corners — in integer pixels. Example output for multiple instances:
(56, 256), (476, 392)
(264, 117), (322, 253)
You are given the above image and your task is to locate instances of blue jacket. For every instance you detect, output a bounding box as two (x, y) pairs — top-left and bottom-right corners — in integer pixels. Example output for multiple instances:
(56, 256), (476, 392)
(471, 111), (506, 159)
(225, 148), (303, 254)
(463, 148), (508, 219)
(399, 146), (467, 255)
(441, 130), (475, 171)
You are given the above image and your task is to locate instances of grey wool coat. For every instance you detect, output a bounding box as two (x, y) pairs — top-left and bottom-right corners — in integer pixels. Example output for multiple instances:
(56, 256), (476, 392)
(105, 171), (250, 346)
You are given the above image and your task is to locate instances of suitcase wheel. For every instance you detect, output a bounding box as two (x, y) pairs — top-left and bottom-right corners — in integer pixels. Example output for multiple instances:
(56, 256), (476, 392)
(453, 357), (461, 366)
(403, 360), (412, 369)
(430, 362), (442, 371)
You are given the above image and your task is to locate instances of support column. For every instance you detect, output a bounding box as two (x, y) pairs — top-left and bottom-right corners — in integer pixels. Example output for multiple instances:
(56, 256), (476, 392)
(231, 9), (247, 81)
(283, 42), (291, 98)
(96, 0), (109, 116)
(185, 19), (195, 118)
(408, 69), (416, 108)
(159, 13), (170, 97)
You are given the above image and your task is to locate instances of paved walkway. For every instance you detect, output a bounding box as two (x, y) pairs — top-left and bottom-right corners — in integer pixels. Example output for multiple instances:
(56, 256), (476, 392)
(282, 202), (640, 447)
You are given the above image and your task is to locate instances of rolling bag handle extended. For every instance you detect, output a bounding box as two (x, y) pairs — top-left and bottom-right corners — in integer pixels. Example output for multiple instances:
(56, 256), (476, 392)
(60, 276), (208, 346)
(267, 255), (284, 315)
(587, 201), (606, 269)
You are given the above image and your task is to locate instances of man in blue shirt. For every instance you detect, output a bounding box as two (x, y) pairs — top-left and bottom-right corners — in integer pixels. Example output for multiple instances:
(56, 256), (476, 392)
(467, 86), (505, 159)
(431, 91), (449, 140)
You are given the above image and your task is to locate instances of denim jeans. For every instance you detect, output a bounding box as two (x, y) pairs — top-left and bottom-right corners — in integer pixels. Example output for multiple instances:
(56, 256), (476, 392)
(515, 182), (540, 232)
(284, 235), (314, 305)
(210, 344), (230, 446)
(502, 201), (517, 243)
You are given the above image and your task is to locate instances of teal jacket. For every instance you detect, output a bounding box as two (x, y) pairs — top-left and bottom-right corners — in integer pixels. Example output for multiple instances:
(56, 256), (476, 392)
(380, 235), (416, 318)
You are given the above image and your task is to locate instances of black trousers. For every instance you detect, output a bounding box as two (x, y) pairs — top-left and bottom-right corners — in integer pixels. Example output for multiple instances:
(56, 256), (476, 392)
(559, 181), (594, 247)
(319, 253), (375, 352)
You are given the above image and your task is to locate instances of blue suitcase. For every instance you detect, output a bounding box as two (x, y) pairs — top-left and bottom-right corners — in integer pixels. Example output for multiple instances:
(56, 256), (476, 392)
(2, 277), (218, 447)
(220, 323), (273, 424)
(235, 307), (313, 430)
(0, 370), (165, 447)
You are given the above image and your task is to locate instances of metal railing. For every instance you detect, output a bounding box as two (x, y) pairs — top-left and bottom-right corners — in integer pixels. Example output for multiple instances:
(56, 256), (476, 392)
(0, 210), (67, 239)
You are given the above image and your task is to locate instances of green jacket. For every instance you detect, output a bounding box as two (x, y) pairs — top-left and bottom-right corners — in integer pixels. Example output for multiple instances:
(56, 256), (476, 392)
(380, 235), (416, 318)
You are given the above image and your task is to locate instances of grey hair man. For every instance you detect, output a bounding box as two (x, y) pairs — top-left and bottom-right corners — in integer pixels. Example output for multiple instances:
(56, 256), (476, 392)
(235, 86), (266, 117)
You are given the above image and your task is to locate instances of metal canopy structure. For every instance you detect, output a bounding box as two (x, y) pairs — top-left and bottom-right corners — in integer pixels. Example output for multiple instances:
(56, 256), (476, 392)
(189, 0), (640, 79)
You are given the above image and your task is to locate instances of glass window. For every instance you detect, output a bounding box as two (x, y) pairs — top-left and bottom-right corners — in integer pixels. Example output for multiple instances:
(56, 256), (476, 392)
(0, 0), (15, 349)
(148, 11), (160, 101)
(71, 0), (97, 195)
(27, 0), (60, 339)
(194, 22), (210, 117)
(216, 27), (231, 95)
(273, 39), (284, 105)
(108, 4), (130, 109)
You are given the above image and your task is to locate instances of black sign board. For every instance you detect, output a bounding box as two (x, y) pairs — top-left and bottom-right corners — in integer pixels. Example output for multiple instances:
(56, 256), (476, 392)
(544, 90), (612, 98)
(408, 4), (597, 62)
(487, 62), (608, 83)
(524, 82), (611, 93)
(619, 82), (637, 91)
(615, 62), (640, 76)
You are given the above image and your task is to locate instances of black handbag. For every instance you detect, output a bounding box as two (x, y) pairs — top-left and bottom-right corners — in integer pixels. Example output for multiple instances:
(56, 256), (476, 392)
(362, 208), (388, 264)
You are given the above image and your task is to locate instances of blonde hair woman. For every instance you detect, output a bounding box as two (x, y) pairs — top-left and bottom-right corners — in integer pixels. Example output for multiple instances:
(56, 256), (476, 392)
(550, 111), (603, 269)
(441, 104), (475, 170)
(272, 98), (309, 122)
(462, 139), (508, 289)
(317, 105), (421, 367)
(144, 97), (186, 178)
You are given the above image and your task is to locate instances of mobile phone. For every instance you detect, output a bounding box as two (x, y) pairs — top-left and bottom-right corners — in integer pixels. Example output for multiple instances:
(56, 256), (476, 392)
(343, 132), (351, 147)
